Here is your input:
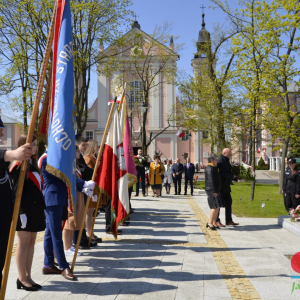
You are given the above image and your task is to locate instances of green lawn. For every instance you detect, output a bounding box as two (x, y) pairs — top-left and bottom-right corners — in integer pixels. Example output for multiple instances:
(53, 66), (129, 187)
(196, 181), (287, 218)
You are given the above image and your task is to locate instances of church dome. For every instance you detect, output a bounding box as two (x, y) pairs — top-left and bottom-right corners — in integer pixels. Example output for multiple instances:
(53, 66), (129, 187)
(194, 14), (210, 59)
(197, 26), (210, 43)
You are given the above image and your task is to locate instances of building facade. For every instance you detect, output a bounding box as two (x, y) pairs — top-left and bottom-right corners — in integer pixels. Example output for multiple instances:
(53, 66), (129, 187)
(0, 110), (21, 151)
(84, 20), (211, 165)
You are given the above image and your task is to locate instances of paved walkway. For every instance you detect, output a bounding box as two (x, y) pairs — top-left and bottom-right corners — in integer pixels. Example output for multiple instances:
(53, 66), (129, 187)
(4, 187), (300, 300)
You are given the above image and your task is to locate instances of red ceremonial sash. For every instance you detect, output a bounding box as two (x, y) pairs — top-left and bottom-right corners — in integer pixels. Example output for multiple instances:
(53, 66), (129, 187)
(10, 161), (42, 192)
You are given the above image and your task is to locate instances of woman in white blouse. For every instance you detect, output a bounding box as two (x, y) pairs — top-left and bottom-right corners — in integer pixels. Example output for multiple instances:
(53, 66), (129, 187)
(164, 160), (173, 194)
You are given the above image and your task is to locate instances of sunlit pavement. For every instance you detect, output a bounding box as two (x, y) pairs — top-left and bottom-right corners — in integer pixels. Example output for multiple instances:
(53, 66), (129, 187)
(4, 186), (300, 300)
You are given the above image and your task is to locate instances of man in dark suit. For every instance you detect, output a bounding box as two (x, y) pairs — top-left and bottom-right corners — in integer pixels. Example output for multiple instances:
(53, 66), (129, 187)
(184, 157), (195, 196)
(217, 148), (239, 227)
(41, 153), (93, 280)
(172, 158), (184, 195)
(135, 149), (147, 197)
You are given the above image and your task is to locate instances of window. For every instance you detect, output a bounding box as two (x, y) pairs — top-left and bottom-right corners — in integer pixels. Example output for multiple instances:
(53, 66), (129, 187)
(129, 81), (144, 103)
(181, 130), (191, 141)
(85, 131), (94, 141)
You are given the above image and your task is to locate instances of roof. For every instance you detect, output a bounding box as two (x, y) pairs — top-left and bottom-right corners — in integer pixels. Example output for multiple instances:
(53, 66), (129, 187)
(1, 114), (19, 124)
(197, 14), (210, 44)
(102, 21), (179, 58)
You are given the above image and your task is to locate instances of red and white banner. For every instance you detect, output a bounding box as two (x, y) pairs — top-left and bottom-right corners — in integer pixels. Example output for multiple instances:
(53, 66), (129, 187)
(95, 107), (130, 237)
(177, 130), (185, 138)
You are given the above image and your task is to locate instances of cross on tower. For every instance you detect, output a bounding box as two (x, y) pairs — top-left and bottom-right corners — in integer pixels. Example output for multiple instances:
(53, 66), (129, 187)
(200, 4), (206, 14)
(134, 13), (139, 21)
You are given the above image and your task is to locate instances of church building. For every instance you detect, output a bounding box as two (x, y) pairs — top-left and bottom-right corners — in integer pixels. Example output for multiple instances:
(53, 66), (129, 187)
(84, 17), (212, 166)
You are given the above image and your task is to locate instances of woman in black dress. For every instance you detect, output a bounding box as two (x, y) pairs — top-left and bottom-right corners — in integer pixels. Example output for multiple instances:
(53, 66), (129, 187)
(205, 154), (223, 230)
(10, 133), (46, 291)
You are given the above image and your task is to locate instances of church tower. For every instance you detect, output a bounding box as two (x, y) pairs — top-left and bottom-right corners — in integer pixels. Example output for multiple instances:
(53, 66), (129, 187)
(191, 13), (212, 75)
(192, 12), (212, 167)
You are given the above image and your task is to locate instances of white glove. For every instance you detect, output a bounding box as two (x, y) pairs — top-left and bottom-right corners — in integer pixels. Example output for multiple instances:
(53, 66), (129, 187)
(82, 188), (94, 198)
(20, 214), (27, 229)
(92, 195), (98, 202)
(83, 180), (95, 190)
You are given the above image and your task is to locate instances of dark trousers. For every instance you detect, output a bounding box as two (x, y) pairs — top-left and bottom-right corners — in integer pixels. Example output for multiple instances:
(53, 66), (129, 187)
(136, 173), (145, 196)
(0, 184), (13, 290)
(73, 229), (88, 246)
(173, 177), (181, 194)
(165, 183), (171, 194)
(185, 177), (193, 195)
(128, 186), (133, 209)
(105, 199), (111, 232)
(44, 205), (69, 270)
(216, 193), (233, 223)
(285, 193), (300, 212)
(0, 222), (11, 290)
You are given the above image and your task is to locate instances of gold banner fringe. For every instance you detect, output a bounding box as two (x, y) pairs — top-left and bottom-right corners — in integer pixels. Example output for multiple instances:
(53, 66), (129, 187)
(127, 173), (137, 189)
(111, 205), (130, 240)
(98, 185), (112, 200)
(46, 164), (77, 227)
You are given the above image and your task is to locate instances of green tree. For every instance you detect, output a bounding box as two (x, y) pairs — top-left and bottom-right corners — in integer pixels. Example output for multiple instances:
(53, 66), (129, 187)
(0, 0), (133, 132)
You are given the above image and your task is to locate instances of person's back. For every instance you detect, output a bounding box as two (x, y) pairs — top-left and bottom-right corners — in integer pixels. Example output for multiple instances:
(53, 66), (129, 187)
(217, 154), (233, 194)
(40, 155), (68, 207)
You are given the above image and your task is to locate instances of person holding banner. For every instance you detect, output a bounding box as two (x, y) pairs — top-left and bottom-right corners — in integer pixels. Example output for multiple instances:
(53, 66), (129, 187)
(63, 146), (97, 256)
(9, 133), (46, 291)
(84, 140), (104, 243)
(41, 152), (95, 280)
(74, 136), (98, 248)
(0, 119), (33, 291)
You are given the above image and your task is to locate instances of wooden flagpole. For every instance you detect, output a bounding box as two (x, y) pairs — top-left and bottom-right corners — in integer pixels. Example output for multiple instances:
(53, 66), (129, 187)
(87, 88), (126, 247)
(71, 97), (118, 271)
(0, 2), (57, 299)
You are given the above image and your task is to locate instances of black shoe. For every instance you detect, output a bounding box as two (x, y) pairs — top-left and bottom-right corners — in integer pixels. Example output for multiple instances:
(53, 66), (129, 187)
(135, 194), (139, 197)
(206, 223), (216, 230)
(32, 283), (42, 289)
(191, 194), (193, 196)
(174, 193), (177, 195)
(78, 244), (90, 249)
(184, 193), (187, 195)
(121, 221), (130, 226)
(178, 193), (181, 195)
(91, 236), (102, 243)
(89, 240), (97, 247)
(143, 194), (146, 197)
(130, 209), (135, 214)
(17, 279), (38, 291)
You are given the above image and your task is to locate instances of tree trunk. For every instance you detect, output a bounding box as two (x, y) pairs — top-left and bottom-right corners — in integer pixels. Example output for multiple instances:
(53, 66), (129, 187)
(142, 109), (147, 156)
(279, 138), (289, 194)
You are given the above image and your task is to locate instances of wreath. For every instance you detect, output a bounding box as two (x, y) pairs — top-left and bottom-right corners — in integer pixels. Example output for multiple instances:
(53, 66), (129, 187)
(134, 156), (146, 167)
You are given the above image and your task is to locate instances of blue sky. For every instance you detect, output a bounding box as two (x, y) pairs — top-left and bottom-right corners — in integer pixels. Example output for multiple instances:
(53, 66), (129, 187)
(87, 0), (230, 105)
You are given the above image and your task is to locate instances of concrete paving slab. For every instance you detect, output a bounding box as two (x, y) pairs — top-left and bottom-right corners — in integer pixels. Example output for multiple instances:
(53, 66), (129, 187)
(3, 186), (300, 300)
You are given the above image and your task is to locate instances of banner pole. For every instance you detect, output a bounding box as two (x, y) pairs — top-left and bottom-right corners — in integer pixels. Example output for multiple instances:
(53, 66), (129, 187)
(0, 2), (57, 299)
(72, 97), (117, 268)
(86, 88), (126, 247)
(117, 84), (126, 114)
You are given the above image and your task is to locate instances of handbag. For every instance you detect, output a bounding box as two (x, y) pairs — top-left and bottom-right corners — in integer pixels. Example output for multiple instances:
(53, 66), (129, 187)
(161, 174), (165, 180)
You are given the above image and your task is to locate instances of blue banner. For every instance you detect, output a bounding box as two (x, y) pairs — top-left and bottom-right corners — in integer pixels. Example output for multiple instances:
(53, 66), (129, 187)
(46, 0), (76, 217)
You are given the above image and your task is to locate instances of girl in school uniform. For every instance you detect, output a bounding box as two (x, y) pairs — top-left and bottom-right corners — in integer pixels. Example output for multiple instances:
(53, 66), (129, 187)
(10, 133), (46, 291)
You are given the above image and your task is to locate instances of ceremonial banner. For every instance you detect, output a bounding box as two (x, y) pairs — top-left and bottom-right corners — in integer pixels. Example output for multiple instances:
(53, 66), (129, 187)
(37, 76), (52, 143)
(95, 107), (130, 237)
(119, 97), (137, 188)
(46, 0), (77, 218)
